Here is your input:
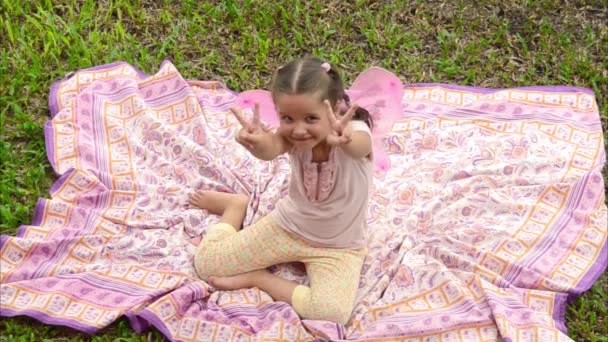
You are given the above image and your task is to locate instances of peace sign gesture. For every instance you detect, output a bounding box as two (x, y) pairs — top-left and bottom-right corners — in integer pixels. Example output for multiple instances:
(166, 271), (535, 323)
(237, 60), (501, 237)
(324, 99), (357, 146)
(230, 103), (269, 151)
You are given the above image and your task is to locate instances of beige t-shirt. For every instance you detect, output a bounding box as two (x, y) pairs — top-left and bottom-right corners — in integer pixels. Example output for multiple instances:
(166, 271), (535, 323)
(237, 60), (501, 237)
(270, 121), (373, 249)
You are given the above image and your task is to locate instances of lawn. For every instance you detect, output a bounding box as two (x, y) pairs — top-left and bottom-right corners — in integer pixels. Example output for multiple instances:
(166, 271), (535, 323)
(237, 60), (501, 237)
(1, 0), (606, 341)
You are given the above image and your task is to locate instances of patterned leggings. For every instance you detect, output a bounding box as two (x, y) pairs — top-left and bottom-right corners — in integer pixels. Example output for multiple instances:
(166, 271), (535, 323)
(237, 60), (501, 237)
(193, 215), (366, 325)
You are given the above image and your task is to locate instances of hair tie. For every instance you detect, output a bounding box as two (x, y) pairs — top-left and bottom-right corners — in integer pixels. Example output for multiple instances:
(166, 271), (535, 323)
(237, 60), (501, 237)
(321, 62), (331, 72)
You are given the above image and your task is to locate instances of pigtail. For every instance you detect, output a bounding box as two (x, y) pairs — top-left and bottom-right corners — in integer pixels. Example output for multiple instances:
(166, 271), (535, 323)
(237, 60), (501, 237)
(325, 66), (372, 129)
(343, 94), (373, 129)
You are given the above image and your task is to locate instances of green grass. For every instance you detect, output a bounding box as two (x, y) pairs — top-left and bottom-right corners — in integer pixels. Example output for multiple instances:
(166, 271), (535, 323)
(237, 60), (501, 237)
(1, 0), (607, 341)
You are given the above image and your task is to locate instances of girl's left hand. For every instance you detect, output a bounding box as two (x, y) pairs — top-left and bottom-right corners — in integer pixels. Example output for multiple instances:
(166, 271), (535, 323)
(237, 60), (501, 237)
(324, 100), (357, 146)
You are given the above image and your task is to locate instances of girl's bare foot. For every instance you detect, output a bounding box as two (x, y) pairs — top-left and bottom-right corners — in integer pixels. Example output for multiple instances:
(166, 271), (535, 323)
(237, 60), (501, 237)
(189, 190), (248, 215)
(208, 269), (268, 291)
(208, 270), (297, 305)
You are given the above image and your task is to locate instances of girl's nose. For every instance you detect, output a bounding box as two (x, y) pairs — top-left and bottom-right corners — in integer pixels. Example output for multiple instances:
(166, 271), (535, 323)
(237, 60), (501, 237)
(293, 123), (307, 135)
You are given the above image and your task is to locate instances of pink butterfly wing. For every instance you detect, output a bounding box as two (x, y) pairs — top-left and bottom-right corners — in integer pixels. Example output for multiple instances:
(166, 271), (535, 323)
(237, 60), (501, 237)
(347, 67), (404, 171)
(234, 90), (279, 127)
(373, 139), (391, 172)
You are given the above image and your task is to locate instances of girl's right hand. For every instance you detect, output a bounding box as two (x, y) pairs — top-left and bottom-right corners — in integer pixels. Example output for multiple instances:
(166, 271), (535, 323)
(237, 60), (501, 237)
(230, 103), (270, 152)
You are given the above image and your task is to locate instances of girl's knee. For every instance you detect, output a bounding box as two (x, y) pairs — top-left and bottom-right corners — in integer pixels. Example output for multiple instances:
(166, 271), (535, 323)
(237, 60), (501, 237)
(193, 244), (242, 280)
(306, 300), (353, 325)
(292, 286), (354, 324)
(193, 248), (213, 280)
(318, 304), (353, 325)
(193, 225), (236, 280)
(193, 245), (229, 280)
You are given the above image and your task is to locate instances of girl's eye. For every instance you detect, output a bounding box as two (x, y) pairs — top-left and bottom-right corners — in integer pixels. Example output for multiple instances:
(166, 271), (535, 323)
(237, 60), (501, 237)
(280, 116), (292, 123)
(306, 116), (319, 123)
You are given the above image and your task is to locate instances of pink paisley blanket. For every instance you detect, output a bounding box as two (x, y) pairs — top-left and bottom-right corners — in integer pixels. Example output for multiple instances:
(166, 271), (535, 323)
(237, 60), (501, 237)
(1, 61), (606, 341)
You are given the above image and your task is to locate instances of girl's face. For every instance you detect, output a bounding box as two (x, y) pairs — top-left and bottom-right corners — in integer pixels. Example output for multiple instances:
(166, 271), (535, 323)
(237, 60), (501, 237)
(275, 93), (332, 149)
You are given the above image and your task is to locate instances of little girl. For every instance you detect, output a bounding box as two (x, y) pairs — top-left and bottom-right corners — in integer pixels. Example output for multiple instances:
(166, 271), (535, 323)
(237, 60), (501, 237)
(189, 56), (373, 325)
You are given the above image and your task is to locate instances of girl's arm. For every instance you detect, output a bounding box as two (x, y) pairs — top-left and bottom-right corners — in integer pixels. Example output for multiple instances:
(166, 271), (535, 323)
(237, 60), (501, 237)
(248, 131), (291, 161)
(231, 106), (291, 161)
(340, 121), (372, 159)
(324, 101), (372, 160)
